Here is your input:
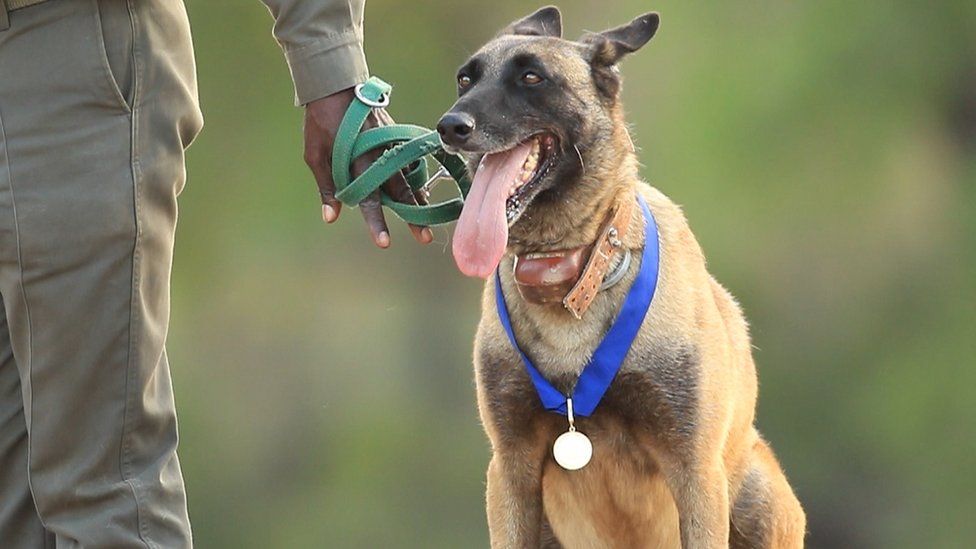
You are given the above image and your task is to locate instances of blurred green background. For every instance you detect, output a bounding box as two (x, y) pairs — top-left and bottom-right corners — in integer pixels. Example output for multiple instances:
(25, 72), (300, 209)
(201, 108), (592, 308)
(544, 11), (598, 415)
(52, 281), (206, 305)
(176, 1), (976, 547)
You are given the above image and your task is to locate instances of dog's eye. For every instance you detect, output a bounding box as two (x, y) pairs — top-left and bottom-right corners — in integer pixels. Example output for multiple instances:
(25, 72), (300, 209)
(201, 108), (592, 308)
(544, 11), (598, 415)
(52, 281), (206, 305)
(457, 74), (472, 89)
(521, 71), (544, 85)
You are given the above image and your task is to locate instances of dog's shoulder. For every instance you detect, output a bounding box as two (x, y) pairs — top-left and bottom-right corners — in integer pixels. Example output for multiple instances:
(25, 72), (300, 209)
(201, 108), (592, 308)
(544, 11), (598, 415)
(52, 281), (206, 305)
(609, 341), (702, 448)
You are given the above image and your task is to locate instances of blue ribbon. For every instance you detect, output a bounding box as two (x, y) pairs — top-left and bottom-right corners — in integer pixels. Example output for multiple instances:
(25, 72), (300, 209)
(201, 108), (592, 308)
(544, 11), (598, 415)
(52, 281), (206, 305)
(494, 194), (660, 417)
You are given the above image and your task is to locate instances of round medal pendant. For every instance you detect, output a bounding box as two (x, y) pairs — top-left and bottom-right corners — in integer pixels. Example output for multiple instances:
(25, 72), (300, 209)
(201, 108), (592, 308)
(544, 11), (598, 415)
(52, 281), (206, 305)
(552, 430), (593, 470)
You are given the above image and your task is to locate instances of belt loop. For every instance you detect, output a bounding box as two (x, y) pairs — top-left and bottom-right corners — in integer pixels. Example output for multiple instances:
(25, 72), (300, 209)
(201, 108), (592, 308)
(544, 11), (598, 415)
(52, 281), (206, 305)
(0, 0), (10, 32)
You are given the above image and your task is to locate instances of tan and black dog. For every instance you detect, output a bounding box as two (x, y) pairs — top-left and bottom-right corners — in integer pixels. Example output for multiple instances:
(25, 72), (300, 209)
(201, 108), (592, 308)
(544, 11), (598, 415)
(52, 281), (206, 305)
(437, 6), (805, 548)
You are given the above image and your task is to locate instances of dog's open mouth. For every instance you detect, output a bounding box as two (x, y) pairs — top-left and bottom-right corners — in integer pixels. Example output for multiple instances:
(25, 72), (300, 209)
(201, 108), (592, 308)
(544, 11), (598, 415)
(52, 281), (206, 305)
(505, 133), (558, 224)
(452, 133), (559, 279)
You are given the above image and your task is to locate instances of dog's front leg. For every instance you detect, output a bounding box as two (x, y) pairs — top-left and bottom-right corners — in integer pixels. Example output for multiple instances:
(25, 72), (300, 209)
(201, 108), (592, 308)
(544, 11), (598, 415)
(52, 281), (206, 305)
(670, 463), (731, 549)
(486, 450), (546, 549)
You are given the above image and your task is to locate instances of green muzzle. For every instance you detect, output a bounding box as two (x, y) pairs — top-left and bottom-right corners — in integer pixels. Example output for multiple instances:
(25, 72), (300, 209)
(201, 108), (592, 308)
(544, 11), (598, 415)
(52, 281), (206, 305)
(330, 77), (471, 226)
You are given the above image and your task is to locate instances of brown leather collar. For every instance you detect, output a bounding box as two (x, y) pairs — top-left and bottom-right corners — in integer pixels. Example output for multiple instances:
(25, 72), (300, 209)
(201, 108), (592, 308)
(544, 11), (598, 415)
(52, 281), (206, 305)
(513, 194), (635, 319)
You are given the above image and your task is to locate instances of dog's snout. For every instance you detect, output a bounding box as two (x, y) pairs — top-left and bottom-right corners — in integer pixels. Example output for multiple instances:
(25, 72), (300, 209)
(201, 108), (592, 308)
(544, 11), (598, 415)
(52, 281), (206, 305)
(437, 112), (475, 147)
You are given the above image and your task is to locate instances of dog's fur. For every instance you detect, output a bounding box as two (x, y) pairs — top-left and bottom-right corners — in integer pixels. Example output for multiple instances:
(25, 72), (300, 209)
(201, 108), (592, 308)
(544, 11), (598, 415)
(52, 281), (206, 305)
(442, 7), (806, 548)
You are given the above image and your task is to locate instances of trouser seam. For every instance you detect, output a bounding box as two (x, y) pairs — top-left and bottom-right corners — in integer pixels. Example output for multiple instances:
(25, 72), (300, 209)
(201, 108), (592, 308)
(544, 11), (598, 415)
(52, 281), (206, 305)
(0, 101), (45, 538)
(117, 0), (154, 546)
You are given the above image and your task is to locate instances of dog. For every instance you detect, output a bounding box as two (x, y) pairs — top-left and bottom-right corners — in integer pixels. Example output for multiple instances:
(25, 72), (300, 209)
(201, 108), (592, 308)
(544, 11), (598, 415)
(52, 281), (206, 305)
(437, 6), (806, 548)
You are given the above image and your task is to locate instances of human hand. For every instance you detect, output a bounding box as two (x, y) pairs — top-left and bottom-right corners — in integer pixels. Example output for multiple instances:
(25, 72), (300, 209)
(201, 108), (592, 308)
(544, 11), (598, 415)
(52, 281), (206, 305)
(303, 87), (433, 248)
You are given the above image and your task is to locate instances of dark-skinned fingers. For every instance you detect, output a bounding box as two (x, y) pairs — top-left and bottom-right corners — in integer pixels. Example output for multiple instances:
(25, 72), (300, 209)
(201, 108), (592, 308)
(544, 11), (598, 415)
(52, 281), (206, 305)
(413, 183), (431, 206)
(318, 175), (342, 223)
(373, 110), (433, 243)
(373, 108), (397, 128)
(411, 188), (433, 242)
(303, 108), (343, 223)
(358, 191), (390, 248)
(303, 140), (342, 223)
(346, 108), (433, 246)
(382, 169), (432, 244)
(349, 146), (391, 247)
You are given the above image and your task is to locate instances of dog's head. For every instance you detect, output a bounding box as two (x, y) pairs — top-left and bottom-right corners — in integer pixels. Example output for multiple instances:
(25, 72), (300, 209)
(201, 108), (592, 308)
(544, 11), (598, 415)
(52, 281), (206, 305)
(442, 6), (659, 278)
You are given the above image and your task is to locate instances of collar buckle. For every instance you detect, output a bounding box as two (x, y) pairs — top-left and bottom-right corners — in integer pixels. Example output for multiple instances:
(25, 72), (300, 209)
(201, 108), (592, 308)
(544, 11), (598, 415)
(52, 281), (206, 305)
(511, 193), (637, 319)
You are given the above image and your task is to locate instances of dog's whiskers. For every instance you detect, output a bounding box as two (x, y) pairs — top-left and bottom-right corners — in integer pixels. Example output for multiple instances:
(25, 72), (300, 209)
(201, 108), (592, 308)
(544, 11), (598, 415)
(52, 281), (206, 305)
(573, 144), (585, 176)
(624, 126), (637, 153)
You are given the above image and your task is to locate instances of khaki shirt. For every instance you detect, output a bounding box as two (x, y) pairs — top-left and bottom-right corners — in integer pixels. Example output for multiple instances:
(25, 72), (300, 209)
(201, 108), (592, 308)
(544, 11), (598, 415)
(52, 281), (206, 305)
(261, 0), (368, 105)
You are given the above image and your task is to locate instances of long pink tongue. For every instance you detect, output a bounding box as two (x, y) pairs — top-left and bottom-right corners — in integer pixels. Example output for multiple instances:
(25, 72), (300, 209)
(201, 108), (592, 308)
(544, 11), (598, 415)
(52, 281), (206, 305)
(452, 142), (533, 279)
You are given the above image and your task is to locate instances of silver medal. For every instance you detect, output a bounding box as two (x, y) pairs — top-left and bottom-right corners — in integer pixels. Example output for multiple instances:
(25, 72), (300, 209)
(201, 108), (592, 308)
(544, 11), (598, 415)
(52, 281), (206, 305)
(552, 398), (592, 470)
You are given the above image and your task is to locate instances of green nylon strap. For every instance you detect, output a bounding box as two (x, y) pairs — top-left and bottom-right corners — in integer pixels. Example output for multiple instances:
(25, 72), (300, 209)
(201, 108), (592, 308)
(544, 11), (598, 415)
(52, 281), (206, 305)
(330, 77), (471, 226)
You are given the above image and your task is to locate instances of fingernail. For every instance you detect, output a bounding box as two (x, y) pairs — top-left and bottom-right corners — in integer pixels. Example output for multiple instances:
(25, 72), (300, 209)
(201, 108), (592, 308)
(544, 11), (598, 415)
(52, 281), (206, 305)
(377, 231), (390, 248)
(323, 204), (336, 223)
(421, 227), (433, 243)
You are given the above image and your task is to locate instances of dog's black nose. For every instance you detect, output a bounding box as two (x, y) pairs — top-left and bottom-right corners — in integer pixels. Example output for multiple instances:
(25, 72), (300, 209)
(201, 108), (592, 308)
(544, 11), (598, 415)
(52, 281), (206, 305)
(437, 112), (475, 147)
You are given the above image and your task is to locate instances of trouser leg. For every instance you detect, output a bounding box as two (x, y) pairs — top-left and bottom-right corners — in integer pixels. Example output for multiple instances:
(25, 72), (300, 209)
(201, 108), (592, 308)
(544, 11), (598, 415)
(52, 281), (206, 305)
(0, 1), (202, 547)
(0, 297), (52, 548)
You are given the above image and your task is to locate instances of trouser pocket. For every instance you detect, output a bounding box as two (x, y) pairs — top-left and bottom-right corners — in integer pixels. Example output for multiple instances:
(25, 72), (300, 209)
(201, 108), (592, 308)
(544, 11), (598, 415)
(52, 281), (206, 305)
(94, 0), (134, 112)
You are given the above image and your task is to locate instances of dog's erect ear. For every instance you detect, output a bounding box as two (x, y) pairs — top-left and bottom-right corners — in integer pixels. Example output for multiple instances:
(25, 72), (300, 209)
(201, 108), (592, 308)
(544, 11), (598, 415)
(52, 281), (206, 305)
(584, 12), (660, 66)
(582, 13), (659, 99)
(498, 6), (563, 38)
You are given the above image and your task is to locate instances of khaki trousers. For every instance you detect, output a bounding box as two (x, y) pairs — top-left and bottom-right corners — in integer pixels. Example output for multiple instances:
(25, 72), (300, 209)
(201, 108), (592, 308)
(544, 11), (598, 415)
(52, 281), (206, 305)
(0, 0), (202, 546)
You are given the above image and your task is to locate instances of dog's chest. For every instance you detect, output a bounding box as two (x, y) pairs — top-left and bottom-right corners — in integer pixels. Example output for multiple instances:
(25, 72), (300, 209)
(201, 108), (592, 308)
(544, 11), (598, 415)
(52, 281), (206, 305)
(542, 438), (681, 548)
(477, 337), (700, 453)
(540, 402), (681, 548)
(476, 334), (696, 547)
